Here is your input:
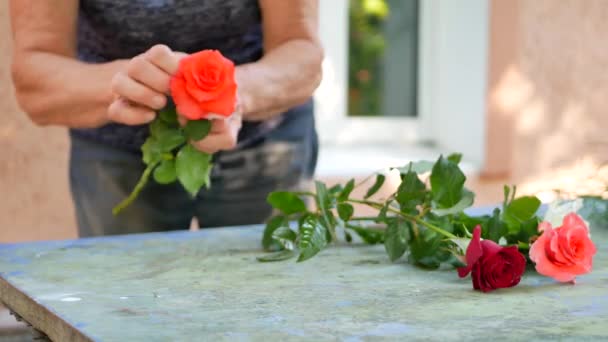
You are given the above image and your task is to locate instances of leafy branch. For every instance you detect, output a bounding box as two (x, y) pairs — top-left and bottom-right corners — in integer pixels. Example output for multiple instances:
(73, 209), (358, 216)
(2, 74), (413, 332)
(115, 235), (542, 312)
(113, 106), (213, 215)
(259, 154), (544, 269)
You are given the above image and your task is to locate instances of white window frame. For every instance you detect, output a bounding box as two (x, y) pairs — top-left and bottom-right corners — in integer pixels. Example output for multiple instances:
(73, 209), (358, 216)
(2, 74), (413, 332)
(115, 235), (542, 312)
(314, 0), (489, 167)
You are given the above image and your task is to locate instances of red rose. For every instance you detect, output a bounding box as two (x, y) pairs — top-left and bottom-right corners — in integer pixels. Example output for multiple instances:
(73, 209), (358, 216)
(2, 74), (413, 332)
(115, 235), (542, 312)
(170, 50), (237, 120)
(457, 225), (526, 292)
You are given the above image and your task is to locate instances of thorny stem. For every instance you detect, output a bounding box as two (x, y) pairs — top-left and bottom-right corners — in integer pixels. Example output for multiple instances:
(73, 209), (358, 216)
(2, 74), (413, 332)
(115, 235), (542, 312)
(112, 161), (159, 216)
(347, 199), (458, 239)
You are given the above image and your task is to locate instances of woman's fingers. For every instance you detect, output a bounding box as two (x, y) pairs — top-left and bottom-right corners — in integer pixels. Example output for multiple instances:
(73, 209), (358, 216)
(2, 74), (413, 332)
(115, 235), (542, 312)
(111, 72), (166, 110)
(108, 98), (156, 125)
(145, 44), (182, 75)
(127, 55), (172, 94)
(191, 115), (242, 153)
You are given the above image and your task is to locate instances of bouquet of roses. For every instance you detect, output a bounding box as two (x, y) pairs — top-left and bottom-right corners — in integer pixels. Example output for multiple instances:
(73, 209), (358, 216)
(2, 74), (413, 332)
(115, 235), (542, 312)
(258, 155), (600, 292)
(112, 50), (237, 215)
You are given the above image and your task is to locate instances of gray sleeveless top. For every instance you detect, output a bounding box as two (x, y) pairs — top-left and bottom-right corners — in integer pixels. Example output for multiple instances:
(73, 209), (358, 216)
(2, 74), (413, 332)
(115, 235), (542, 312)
(73, 0), (314, 152)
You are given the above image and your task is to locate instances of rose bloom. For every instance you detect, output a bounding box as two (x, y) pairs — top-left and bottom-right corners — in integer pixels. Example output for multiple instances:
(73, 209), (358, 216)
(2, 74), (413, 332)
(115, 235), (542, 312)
(171, 50), (237, 120)
(458, 225), (527, 292)
(529, 213), (596, 283)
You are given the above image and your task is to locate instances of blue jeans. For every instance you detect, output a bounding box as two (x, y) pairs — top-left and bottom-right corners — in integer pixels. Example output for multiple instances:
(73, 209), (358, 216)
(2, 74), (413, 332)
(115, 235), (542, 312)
(69, 126), (317, 237)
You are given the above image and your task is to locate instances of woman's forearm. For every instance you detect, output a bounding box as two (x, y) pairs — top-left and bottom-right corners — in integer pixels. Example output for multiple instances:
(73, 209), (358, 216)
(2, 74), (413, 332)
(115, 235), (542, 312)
(11, 51), (126, 128)
(236, 39), (323, 121)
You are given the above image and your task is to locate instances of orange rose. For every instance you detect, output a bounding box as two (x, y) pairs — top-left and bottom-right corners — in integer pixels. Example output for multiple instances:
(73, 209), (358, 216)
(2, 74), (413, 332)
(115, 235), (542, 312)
(529, 213), (597, 283)
(170, 50), (237, 120)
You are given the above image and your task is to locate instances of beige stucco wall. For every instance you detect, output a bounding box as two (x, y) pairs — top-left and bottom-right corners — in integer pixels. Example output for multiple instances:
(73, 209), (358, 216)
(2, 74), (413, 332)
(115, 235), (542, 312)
(0, 3), (76, 242)
(485, 0), (608, 182)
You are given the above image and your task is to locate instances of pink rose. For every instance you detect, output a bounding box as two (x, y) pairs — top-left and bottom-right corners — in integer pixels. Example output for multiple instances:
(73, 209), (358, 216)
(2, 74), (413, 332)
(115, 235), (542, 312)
(529, 213), (596, 282)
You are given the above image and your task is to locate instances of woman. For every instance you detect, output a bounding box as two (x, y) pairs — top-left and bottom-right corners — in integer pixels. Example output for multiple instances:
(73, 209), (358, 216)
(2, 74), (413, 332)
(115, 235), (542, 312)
(10, 1), (323, 236)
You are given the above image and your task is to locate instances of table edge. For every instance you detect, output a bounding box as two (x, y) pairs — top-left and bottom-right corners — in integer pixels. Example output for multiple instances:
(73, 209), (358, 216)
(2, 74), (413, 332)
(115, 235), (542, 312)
(0, 276), (94, 342)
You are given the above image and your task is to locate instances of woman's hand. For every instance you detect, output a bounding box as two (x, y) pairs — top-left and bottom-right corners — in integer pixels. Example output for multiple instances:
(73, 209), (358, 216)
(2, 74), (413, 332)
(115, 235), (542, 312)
(190, 114), (243, 154)
(108, 44), (186, 125)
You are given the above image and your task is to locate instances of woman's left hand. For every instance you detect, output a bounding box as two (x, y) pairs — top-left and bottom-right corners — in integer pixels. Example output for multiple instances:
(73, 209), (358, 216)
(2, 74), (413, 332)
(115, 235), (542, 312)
(189, 114), (243, 154)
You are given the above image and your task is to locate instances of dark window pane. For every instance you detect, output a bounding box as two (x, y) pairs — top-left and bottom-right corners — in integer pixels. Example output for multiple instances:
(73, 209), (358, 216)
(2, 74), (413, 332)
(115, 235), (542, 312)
(348, 0), (419, 117)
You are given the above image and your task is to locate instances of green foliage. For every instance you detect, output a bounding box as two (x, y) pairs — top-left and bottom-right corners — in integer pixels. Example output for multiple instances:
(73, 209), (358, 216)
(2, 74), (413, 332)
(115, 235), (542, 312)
(176, 144), (212, 197)
(153, 159), (177, 184)
(338, 203), (354, 221)
(365, 174), (385, 199)
(384, 220), (410, 261)
(267, 192), (307, 215)
(396, 170), (426, 213)
(297, 215), (328, 262)
(259, 154), (544, 271)
(114, 107), (215, 215)
(430, 155), (467, 208)
(262, 215), (289, 252)
(184, 120), (212, 141)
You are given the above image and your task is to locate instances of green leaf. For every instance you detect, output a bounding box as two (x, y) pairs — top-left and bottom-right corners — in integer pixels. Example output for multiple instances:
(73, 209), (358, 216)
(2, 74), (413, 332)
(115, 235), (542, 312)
(384, 220), (410, 262)
(365, 174), (385, 199)
(396, 171), (426, 212)
(272, 227), (297, 251)
(257, 250), (296, 262)
(141, 137), (163, 165)
(150, 119), (187, 151)
(482, 208), (508, 242)
(153, 159), (177, 184)
(149, 119), (166, 138)
(315, 181), (336, 239)
(175, 144), (212, 197)
(337, 203), (354, 221)
(267, 192), (307, 215)
(347, 225), (384, 244)
(520, 217), (540, 240)
(430, 155), (466, 208)
(447, 153), (462, 164)
(432, 189), (474, 216)
(297, 215), (328, 262)
(328, 184), (343, 196)
(184, 120), (212, 141)
(502, 196), (541, 233)
(394, 160), (434, 175)
(409, 228), (443, 269)
(375, 202), (389, 223)
(410, 225), (460, 269)
(338, 179), (356, 202)
(159, 130), (186, 152)
(262, 215), (288, 251)
(503, 185), (511, 209)
(159, 106), (179, 126)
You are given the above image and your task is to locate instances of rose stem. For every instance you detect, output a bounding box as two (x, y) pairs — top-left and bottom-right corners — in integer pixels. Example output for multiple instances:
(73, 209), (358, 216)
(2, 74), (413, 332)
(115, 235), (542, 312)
(112, 161), (159, 216)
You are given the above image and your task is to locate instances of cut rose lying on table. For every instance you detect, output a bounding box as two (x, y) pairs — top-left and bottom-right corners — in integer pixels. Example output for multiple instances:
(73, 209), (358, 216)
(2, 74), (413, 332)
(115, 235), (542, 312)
(258, 155), (599, 293)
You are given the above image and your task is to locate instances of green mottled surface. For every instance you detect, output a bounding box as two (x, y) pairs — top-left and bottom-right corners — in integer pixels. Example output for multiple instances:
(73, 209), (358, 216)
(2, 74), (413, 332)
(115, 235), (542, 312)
(1, 225), (607, 341)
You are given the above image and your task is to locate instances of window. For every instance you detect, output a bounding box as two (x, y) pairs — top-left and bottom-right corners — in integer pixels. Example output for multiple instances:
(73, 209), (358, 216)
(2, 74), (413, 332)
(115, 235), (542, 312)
(315, 0), (489, 170)
(348, 0), (419, 118)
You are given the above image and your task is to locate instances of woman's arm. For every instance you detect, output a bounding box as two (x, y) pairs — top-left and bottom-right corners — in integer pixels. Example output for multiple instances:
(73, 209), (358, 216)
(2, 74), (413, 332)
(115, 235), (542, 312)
(10, 0), (118, 127)
(237, 0), (323, 121)
(9, 1), (180, 128)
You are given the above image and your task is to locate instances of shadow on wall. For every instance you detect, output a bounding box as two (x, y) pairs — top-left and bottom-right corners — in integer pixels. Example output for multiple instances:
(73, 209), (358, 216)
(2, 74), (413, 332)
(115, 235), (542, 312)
(485, 0), (608, 182)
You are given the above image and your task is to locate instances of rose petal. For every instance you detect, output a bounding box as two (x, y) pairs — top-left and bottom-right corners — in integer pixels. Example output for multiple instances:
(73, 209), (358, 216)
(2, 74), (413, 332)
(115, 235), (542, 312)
(199, 84), (237, 116)
(458, 225), (483, 278)
(171, 77), (207, 120)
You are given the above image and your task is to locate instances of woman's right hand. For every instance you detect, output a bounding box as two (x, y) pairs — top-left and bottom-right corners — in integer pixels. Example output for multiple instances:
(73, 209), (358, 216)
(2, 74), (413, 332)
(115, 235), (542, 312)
(108, 44), (186, 125)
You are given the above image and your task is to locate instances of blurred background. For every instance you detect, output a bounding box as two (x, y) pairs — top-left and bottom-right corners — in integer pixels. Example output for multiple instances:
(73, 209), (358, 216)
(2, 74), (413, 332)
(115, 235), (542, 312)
(1, 0), (607, 337)
(1, 0), (607, 241)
